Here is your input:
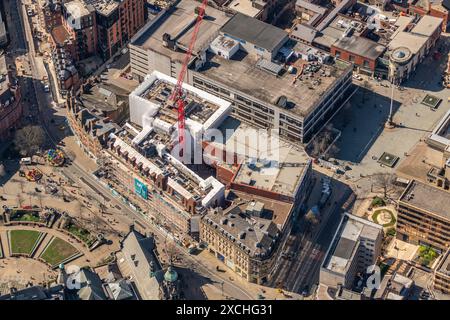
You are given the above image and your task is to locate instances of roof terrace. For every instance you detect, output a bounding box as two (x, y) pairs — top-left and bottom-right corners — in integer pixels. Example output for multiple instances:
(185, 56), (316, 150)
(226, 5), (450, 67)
(195, 48), (351, 118)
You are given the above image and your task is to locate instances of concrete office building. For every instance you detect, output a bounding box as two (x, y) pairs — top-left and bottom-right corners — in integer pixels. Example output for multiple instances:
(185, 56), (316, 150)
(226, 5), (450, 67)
(320, 213), (383, 289)
(130, 3), (353, 144)
(397, 180), (450, 252)
(434, 249), (450, 295)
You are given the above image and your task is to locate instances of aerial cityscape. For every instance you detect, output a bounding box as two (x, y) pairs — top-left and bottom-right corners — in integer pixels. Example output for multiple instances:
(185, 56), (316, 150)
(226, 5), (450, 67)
(0, 0), (449, 303)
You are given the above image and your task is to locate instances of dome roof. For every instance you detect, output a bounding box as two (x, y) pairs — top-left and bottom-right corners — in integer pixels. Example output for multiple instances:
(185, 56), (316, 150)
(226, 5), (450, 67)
(164, 266), (178, 282)
(394, 51), (406, 59)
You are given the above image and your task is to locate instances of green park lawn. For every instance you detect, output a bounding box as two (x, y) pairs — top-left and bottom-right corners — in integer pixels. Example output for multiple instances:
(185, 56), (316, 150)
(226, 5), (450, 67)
(372, 209), (397, 228)
(40, 237), (79, 267)
(9, 230), (42, 255)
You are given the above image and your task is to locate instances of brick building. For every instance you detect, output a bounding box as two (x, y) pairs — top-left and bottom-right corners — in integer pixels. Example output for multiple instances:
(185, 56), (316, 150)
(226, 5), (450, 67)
(409, 0), (449, 32)
(330, 36), (386, 75)
(67, 94), (117, 158)
(62, 1), (98, 61)
(43, 0), (63, 32)
(90, 0), (146, 60)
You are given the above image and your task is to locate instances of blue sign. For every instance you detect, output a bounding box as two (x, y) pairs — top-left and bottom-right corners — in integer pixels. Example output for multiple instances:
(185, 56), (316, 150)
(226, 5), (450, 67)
(134, 178), (148, 199)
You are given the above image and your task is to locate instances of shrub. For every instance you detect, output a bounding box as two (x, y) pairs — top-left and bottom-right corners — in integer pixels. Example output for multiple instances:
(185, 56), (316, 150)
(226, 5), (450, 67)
(371, 197), (385, 208)
(386, 228), (396, 237)
(418, 246), (438, 266)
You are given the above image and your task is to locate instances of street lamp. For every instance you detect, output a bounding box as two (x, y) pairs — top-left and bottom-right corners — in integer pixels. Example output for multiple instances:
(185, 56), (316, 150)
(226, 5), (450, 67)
(386, 78), (395, 128)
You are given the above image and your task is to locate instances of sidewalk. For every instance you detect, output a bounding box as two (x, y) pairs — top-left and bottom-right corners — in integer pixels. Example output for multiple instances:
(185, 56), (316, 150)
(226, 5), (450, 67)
(195, 249), (302, 300)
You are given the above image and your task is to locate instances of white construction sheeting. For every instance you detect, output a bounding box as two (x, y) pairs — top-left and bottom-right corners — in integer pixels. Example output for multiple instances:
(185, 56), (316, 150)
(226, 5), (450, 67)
(110, 134), (163, 176)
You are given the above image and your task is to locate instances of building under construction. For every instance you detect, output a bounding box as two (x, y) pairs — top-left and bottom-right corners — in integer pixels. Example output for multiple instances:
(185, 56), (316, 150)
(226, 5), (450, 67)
(130, 1), (353, 144)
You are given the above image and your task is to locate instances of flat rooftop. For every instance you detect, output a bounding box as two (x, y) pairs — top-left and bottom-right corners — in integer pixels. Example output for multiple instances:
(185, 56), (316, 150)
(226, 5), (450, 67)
(333, 36), (386, 60)
(212, 117), (310, 197)
(129, 71), (232, 141)
(64, 0), (93, 18)
(324, 214), (382, 274)
(399, 180), (450, 221)
(221, 13), (288, 53)
(84, 0), (118, 16)
(131, 0), (230, 63)
(196, 50), (351, 118)
(411, 15), (443, 37)
(228, 0), (261, 18)
(388, 31), (428, 55)
(51, 25), (72, 46)
(313, 14), (367, 49)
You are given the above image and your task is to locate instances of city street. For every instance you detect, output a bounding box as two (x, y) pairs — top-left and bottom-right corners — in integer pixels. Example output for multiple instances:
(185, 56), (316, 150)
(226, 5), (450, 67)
(269, 170), (355, 296)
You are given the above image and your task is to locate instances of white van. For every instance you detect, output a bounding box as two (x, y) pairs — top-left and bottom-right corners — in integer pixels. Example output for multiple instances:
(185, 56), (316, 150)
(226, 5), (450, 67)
(20, 157), (32, 165)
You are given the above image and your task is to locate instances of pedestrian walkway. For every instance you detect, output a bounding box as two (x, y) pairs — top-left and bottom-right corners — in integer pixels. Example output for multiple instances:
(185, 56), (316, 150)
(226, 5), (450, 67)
(0, 224), (92, 265)
(0, 230), (10, 257)
(31, 232), (52, 258)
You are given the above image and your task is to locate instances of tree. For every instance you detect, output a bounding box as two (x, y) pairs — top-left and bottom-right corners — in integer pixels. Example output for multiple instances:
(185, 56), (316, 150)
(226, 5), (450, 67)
(309, 125), (337, 159)
(165, 242), (178, 265)
(304, 210), (320, 232)
(372, 173), (395, 199)
(361, 80), (372, 103)
(0, 163), (6, 178)
(14, 125), (46, 156)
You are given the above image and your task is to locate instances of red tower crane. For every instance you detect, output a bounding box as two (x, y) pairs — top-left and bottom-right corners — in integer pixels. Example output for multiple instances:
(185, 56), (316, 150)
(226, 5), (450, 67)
(170, 0), (208, 159)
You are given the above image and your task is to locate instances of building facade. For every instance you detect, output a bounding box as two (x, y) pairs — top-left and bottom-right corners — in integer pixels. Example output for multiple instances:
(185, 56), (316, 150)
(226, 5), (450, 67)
(397, 180), (450, 252)
(388, 15), (442, 83)
(330, 36), (386, 76)
(43, 0), (63, 32)
(0, 56), (22, 141)
(95, 0), (146, 60)
(320, 213), (383, 289)
(434, 249), (450, 295)
(62, 1), (98, 61)
(67, 94), (117, 159)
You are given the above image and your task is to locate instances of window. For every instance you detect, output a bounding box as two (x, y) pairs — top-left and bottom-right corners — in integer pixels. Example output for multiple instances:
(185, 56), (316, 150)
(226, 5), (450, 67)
(363, 60), (370, 68)
(349, 55), (355, 62)
(335, 50), (341, 58)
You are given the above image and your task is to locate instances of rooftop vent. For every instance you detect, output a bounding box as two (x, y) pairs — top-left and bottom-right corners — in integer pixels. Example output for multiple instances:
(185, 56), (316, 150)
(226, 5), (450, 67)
(238, 231), (246, 239)
(276, 95), (287, 108)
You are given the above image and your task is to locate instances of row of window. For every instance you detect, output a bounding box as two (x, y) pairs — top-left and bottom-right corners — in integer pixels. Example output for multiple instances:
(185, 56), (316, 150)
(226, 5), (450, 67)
(334, 50), (371, 69)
